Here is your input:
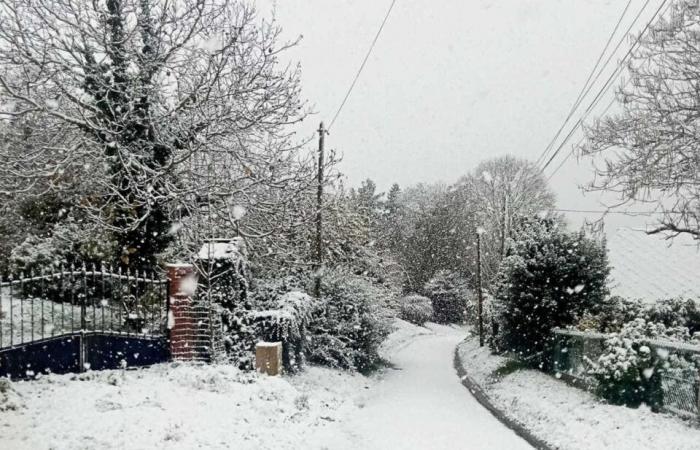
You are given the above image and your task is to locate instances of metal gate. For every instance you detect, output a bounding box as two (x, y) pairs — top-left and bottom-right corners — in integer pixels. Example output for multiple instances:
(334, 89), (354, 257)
(0, 265), (169, 379)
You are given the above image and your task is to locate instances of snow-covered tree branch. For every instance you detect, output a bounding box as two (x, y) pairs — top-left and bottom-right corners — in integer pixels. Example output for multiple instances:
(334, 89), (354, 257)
(0, 0), (312, 268)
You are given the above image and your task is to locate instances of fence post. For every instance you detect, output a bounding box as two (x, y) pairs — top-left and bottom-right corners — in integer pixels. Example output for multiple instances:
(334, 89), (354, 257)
(697, 369), (700, 418)
(165, 264), (197, 361)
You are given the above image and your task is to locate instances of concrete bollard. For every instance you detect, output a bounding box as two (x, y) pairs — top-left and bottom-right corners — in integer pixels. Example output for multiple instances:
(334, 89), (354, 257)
(256, 342), (283, 375)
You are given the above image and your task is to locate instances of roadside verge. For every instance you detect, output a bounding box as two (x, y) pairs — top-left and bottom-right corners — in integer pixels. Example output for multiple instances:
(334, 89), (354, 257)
(454, 336), (700, 450)
(453, 342), (554, 450)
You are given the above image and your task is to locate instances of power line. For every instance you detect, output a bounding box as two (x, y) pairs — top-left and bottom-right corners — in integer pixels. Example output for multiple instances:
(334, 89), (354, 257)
(328, 0), (398, 132)
(545, 95), (617, 182)
(538, 0), (658, 171)
(535, 0), (636, 167)
(541, 0), (670, 173)
(540, 0), (671, 174)
(551, 208), (680, 216)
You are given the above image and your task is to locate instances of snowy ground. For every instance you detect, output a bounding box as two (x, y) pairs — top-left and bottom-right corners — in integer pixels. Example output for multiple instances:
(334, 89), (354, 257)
(0, 319), (530, 449)
(336, 321), (531, 449)
(458, 336), (700, 450)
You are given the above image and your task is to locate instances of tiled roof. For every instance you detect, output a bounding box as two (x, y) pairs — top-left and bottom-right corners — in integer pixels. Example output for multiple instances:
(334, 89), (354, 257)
(606, 227), (700, 301)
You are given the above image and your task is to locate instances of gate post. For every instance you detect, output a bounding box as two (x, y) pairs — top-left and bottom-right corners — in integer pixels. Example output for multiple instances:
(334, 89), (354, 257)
(165, 264), (198, 361)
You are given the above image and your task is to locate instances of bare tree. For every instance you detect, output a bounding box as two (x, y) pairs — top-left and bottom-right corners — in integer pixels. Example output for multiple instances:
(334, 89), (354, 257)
(580, 1), (700, 239)
(0, 0), (310, 267)
(452, 155), (555, 285)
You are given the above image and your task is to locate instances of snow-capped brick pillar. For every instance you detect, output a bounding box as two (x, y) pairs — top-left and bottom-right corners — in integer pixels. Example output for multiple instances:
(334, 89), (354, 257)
(166, 263), (202, 361)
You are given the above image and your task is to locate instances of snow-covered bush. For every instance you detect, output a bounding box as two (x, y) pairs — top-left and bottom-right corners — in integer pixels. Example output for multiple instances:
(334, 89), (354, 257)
(196, 239), (253, 368)
(9, 219), (120, 302)
(307, 270), (392, 372)
(423, 270), (469, 324)
(591, 318), (686, 410)
(9, 234), (61, 274)
(253, 291), (317, 372)
(578, 296), (700, 335)
(575, 296), (645, 333)
(646, 297), (700, 334)
(481, 291), (507, 348)
(0, 378), (23, 411)
(249, 276), (308, 309)
(492, 216), (609, 368)
(9, 218), (117, 274)
(398, 294), (433, 325)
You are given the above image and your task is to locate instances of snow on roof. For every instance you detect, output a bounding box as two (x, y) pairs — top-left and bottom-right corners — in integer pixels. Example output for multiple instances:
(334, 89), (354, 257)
(606, 227), (700, 301)
(197, 237), (246, 260)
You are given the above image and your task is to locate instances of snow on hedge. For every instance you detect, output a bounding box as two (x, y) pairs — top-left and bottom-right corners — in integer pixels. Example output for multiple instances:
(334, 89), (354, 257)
(458, 336), (700, 450)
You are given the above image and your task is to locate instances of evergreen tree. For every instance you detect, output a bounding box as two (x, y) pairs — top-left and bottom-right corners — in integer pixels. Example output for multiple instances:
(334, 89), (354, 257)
(423, 270), (470, 324)
(493, 216), (610, 367)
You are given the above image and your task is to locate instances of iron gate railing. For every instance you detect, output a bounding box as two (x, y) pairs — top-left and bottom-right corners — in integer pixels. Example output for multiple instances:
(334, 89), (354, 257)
(0, 265), (169, 350)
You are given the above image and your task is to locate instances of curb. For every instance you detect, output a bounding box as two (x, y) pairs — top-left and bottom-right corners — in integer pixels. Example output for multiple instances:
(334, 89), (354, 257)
(453, 342), (556, 450)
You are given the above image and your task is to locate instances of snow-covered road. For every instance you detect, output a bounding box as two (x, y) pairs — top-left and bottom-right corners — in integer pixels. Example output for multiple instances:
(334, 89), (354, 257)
(334, 323), (532, 449)
(0, 321), (531, 449)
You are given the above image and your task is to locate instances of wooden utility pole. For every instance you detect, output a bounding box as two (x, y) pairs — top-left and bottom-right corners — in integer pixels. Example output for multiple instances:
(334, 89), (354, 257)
(476, 228), (484, 347)
(313, 122), (326, 298)
(500, 192), (508, 258)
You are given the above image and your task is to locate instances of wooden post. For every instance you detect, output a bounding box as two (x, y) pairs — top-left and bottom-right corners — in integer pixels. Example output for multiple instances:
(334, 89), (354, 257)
(313, 122), (326, 298)
(256, 342), (283, 376)
(476, 229), (484, 347)
(697, 368), (700, 418)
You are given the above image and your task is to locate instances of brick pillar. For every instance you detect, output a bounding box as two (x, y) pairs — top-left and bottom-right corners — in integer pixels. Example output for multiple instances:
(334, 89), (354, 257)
(166, 264), (198, 361)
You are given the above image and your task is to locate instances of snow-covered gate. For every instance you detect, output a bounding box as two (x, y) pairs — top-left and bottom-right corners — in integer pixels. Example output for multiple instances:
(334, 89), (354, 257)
(0, 266), (170, 379)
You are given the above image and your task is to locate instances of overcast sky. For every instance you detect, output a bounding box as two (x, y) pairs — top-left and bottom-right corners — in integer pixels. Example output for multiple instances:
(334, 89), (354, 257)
(258, 0), (669, 232)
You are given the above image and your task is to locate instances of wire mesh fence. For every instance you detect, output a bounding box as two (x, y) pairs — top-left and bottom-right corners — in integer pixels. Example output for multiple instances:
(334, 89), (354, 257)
(0, 265), (169, 349)
(552, 328), (607, 386)
(552, 328), (700, 418)
(661, 369), (699, 417)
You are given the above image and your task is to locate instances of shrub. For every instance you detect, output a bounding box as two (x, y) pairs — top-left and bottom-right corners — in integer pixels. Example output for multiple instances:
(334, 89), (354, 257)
(398, 294), (433, 325)
(0, 378), (23, 411)
(423, 270), (469, 324)
(493, 216), (609, 368)
(306, 270), (392, 372)
(647, 297), (700, 334)
(591, 318), (685, 410)
(253, 291), (317, 373)
(9, 218), (117, 274)
(579, 296), (700, 335)
(583, 295), (646, 333)
(197, 239), (253, 368)
(482, 291), (506, 348)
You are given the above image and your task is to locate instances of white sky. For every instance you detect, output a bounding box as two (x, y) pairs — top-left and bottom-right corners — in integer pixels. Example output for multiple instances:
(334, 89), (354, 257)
(258, 0), (670, 231)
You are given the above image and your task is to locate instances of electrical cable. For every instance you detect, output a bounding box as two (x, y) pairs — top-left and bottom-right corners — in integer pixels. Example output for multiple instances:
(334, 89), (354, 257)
(540, 0), (670, 173)
(535, 0), (636, 167)
(328, 0), (398, 132)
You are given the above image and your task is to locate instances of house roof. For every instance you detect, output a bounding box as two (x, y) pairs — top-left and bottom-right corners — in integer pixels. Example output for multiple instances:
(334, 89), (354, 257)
(606, 227), (700, 301)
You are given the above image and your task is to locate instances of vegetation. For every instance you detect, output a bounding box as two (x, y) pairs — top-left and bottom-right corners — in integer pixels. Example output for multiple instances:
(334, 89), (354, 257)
(398, 294), (433, 326)
(423, 270), (470, 324)
(491, 216), (610, 368)
(306, 270), (392, 373)
(580, 1), (700, 240)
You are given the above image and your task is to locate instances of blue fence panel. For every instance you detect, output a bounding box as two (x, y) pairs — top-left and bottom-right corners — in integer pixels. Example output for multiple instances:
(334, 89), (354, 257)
(0, 334), (80, 378)
(84, 333), (169, 371)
